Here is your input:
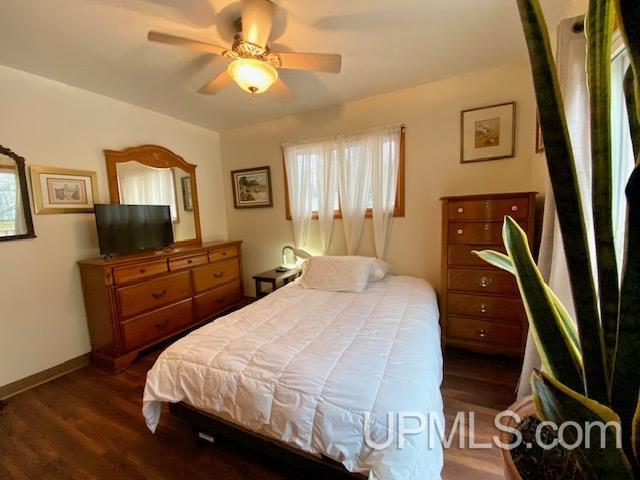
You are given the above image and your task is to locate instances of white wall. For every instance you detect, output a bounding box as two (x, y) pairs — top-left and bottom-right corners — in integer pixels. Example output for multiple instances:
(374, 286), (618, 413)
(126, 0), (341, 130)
(221, 65), (546, 297)
(0, 65), (227, 387)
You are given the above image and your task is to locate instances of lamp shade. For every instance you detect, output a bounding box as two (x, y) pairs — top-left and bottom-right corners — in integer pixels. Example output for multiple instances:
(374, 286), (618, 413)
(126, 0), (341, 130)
(228, 58), (278, 95)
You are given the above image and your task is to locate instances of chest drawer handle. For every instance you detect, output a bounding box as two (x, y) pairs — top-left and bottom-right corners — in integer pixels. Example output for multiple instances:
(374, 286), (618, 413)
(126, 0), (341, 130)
(213, 272), (224, 278)
(151, 290), (167, 299)
(457, 229), (464, 235)
(215, 295), (227, 304)
(478, 276), (493, 288)
(154, 319), (171, 329)
(139, 268), (147, 274)
(457, 207), (464, 213)
(221, 251), (227, 256)
(479, 303), (488, 313)
(511, 205), (518, 211)
(187, 259), (193, 264)
(477, 329), (490, 338)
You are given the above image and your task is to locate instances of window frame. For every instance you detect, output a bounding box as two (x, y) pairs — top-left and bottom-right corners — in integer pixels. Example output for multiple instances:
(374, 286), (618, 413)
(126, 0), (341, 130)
(283, 129), (406, 220)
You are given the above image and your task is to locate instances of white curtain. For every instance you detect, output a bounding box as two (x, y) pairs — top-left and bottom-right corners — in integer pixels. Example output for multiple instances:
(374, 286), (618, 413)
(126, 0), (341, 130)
(117, 162), (178, 222)
(518, 18), (635, 397)
(284, 144), (314, 249)
(315, 144), (338, 254)
(283, 125), (402, 256)
(371, 128), (401, 259)
(338, 135), (372, 255)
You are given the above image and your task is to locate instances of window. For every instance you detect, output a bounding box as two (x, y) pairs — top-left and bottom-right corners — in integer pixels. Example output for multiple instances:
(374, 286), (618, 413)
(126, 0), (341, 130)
(611, 47), (635, 267)
(0, 166), (18, 237)
(284, 129), (405, 220)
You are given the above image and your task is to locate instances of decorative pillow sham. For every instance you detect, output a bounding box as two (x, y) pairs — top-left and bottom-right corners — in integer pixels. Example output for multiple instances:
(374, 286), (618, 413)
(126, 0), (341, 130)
(299, 256), (373, 293)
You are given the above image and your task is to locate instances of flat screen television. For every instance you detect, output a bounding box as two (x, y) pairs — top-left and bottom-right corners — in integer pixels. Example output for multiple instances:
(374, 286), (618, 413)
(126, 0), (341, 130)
(94, 204), (174, 256)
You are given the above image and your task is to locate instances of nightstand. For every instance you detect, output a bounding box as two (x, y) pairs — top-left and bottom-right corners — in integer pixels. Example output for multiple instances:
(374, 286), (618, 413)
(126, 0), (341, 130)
(253, 268), (302, 298)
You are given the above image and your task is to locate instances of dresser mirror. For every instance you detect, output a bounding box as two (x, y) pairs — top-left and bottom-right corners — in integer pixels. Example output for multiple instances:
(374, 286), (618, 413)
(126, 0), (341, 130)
(0, 146), (36, 242)
(105, 145), (201, 246)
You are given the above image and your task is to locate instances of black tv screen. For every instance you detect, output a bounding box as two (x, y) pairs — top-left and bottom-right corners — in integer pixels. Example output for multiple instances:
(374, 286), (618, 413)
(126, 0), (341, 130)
(95, 204), (174, 255)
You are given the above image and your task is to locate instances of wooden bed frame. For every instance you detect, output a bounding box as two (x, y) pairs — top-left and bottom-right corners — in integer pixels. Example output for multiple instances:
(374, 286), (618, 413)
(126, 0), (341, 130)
(170, 402), (367, 479)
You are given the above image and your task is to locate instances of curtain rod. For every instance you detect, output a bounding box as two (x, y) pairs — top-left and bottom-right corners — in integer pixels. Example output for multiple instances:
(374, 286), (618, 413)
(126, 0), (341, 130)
(282, 123), (405, 148)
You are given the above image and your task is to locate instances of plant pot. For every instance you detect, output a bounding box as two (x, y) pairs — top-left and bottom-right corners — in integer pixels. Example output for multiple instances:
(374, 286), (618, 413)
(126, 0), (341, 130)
(499, 395), (536, 480)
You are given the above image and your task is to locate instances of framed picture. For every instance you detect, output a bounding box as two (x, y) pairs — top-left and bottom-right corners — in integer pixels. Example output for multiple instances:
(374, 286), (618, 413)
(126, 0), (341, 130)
(535, 112), (545, 153)
(181, 176), (193, 211)
(460, 102), (516, 163)
(30, 166), (98, 214)
(231, 166), (273, 209)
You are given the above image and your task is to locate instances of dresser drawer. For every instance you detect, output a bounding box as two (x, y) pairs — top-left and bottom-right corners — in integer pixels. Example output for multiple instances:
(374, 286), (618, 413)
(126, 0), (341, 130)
(449, 221), (527, 245)
(448, 197), (530, 222)
(447, 316), (522, 347)
(121, 299), (194, 351)
(448, 293), (525, 322)
(448, 268), (519, 296)
(193, 258), (240, 293)
(209, 245), (239, 263)
(195, 281), (243, 321)
(113, 260), (168, 284)
(448, 244), (506, 267)
(117, 271), (192, 319)
(169, 253), (209, 272)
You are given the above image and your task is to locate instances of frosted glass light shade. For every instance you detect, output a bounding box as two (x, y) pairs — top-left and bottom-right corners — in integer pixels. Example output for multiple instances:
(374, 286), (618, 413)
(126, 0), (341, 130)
(228, 59), (278, 94)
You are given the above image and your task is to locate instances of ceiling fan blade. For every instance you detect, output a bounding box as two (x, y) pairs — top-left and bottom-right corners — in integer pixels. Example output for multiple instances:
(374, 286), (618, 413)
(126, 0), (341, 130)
(198, 71), (233, 95)
(148, 31), (228, 56)
(269, 78), (295, 102)
(273, 52), (342, 73)
(241, 0), (275, 48)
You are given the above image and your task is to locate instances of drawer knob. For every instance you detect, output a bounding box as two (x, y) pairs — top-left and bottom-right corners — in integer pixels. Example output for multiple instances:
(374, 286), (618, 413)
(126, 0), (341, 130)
(139, 268), (146, 274)
(457, 207), (464, 213)
(213, 272), (224, 278)
(222, 252), (227, 256)
(484, 201), (490, 208)
(187, 259), (193, 264)
(479, 303), (488, 313)
(151, 290), (167, 299)
(457, 229), (464, 235)
(483, 224), (490, 231)
(478, 276), (493, 288)
(511, 205), (518, 211)
(477, 329), (490, 338)
(154, 319), (171, 329)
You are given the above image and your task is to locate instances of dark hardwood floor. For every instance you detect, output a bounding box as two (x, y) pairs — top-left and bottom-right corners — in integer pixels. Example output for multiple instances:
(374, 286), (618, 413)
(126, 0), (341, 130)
(0, 347), (519, 479)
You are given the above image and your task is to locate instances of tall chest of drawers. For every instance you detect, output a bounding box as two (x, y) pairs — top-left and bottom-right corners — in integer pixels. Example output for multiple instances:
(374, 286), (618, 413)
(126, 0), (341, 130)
(78, 241), (244, 373)
(440, 192), (537, 356)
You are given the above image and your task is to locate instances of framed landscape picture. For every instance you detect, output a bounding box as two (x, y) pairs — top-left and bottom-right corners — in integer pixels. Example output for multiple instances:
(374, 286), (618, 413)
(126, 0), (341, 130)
(461, 102), (516, 163)
(30, 166), (98, 214)
(181, 176), (193, 211)
(231, 166), (273, 209)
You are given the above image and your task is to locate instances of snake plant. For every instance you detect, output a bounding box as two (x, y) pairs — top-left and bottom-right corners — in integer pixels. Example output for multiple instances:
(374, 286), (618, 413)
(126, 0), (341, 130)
(474, 0), (640, 477)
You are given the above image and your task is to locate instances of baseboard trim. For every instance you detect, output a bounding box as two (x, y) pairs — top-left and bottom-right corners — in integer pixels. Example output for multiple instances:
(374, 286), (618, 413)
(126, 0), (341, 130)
(0, 354), (90, 400)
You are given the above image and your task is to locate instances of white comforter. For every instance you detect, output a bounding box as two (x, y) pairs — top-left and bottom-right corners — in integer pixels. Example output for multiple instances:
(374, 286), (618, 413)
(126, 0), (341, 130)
(143, 275), (443, 479)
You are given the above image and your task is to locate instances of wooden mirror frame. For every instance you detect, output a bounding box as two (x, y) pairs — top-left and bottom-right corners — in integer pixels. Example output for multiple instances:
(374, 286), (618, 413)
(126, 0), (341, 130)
(0, 145), (36, 242)
(104, 145), (202, 247)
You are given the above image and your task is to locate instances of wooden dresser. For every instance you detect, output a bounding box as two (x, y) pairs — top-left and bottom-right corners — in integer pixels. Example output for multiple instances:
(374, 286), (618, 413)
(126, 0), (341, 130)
(440, 192), (536, 357)
(78, 241), (244, 373)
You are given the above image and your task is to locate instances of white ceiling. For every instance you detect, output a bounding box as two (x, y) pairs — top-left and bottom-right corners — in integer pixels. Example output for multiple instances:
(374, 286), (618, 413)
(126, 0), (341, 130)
(0, 0), (569, 131)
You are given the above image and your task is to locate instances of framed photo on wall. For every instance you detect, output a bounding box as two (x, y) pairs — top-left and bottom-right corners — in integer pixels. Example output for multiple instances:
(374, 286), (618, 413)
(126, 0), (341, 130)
(535, 113), (545, 153)
(231, 166), (273, 209)
(30, 166), (98, 214)
(460, 102), (516, 163)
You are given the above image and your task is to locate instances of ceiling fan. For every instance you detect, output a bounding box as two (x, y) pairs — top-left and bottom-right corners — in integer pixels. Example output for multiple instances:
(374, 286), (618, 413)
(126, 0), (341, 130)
(147, 0), (342, 100)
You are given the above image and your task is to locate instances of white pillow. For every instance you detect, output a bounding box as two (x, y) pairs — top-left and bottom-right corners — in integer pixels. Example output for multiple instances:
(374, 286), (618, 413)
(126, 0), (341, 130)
(299, 256), (373, 293)
(369, 258), (390, 282)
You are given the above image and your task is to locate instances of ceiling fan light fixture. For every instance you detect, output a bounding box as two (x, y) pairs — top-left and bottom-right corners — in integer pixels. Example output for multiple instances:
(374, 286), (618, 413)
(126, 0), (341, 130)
(227, 58), (278, 95)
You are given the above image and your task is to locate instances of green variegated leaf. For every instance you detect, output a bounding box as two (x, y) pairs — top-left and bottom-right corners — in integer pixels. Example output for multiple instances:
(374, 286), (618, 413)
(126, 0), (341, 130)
(586, 0), (619, 375)
(473, 248), (581, 360)
(516, 0), (607, 403)
(499, 217), (584, 393)
(532, 370), (633, 479)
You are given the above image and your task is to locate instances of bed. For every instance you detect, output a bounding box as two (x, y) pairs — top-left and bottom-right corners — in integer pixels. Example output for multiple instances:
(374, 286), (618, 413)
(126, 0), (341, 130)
(143, 274), (444, 480)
